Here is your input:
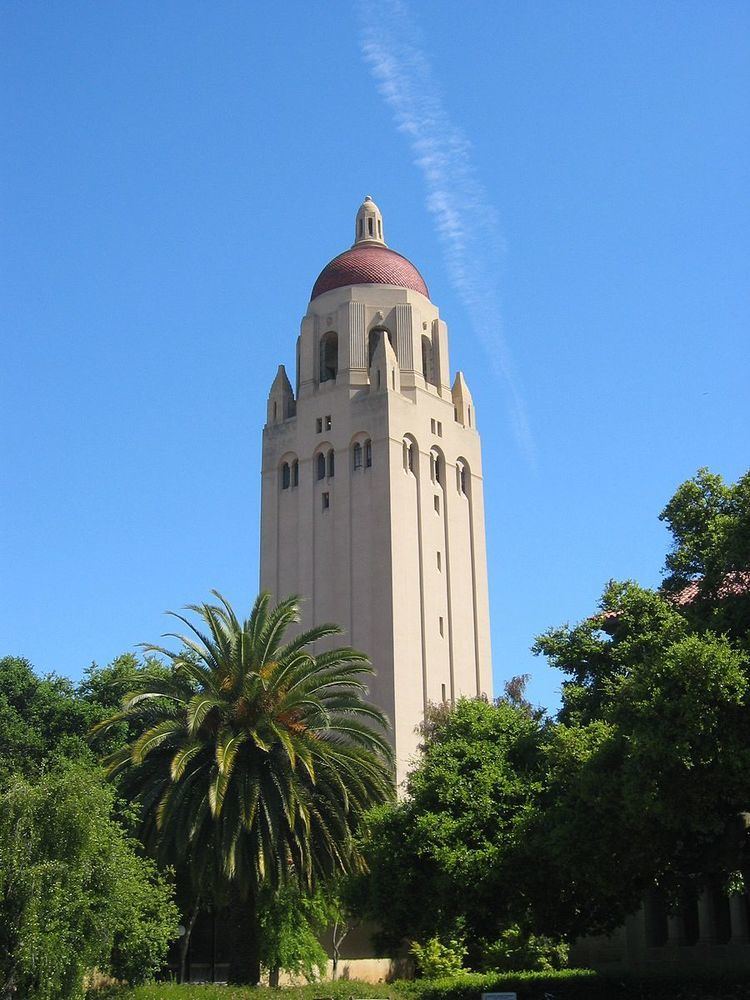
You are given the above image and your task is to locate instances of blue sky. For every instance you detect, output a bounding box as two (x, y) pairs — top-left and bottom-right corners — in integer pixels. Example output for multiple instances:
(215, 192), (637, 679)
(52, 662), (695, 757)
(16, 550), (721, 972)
(2, 1), (748, 712)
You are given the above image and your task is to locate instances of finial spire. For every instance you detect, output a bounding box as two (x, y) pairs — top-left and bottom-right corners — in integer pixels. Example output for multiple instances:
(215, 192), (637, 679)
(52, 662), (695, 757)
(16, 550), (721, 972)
(354, 195), (386, 247)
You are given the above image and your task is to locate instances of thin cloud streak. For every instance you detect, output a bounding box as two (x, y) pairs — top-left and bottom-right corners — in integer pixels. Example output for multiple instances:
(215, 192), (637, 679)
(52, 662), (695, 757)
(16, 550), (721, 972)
(357, 0), (535, 463)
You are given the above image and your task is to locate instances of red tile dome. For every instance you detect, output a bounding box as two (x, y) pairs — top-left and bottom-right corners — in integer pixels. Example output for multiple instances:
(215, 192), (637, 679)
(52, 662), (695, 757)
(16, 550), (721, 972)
(311, 243), (430, 301)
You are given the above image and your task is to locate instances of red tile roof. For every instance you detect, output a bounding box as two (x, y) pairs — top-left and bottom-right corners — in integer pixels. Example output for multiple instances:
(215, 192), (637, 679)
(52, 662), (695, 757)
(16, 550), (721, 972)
(594, 571), (750, 627)
(311, 244), (429, 301)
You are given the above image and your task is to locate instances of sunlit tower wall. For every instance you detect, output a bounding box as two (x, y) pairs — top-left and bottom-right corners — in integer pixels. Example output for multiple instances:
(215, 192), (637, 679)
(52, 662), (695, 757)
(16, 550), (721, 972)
(260, 197), (492, 783)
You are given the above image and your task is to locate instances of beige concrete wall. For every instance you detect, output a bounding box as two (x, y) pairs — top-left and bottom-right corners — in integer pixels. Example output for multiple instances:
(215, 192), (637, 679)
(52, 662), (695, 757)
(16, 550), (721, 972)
(260, 281), (493, 785)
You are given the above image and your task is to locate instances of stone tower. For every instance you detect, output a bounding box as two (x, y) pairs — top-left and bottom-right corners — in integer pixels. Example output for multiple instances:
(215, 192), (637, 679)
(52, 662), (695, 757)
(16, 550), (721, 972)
(260, 197), (492, 782)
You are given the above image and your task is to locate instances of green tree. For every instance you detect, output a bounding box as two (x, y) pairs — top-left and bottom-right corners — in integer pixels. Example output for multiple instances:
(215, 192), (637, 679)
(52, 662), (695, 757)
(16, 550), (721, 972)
(257, 883), (334, 984)
(660, 467), (750, 645)
(0, 656), (97, 783)
(524, 467), (750, 936)
(527, 585), (750, 937)
(95, 591), (395, 984)
(0, 763), (179, 1000)
(0, 653), (171, 788)
(355, 697), (549, 966)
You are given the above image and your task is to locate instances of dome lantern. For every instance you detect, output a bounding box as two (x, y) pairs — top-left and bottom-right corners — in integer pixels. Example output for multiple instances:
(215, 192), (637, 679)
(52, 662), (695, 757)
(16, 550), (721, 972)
(354, 195), (385, 246)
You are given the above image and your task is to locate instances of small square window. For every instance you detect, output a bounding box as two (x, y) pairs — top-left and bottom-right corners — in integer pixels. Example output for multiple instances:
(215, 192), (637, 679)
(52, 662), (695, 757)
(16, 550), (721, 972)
(316, 418), (322, 434)
(322, 492), (330, 511)
(325, 415), (332, 431)
(434, 494), (440, 514)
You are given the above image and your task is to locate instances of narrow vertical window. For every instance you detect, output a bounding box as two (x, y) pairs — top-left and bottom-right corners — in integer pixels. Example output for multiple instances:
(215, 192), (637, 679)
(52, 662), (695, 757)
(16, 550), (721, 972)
(316, 417), (322, 434)
(281, 463), (290, 489)
(368, 217), (374, 236)
(468, 405), (472, 427)
(437, 421), (442, 437)
(408, 443), (415, 474)
(365, 439), (372, 468)
(273, 402), (278, 422)
(292, 460), (299, 487)
(431, 419), (436, 434)
(353, 442), (362, 470)
(322, 492), (330, 510)
(434, 494), (440, 514)
(439, 616), (444, 637)
(327, 449), (335, 478)
(316, 453), (326, 481)
(441, 683), (447, 702)
(437, 551), (442, 571)
(325, 415), (332, 431)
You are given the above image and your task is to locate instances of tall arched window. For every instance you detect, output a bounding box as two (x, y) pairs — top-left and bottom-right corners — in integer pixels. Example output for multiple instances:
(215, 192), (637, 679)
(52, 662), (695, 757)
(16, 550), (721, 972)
(403, 438), (416, 474)
(281, 462), (290, 489)
(292, 460), (299, 487)
(430, 448), (443, 486)
(421, 335), (434, 385)
(365, 439), (372, 468)
(316, 453), (326, 481)
(456, 460), (468, 495)
(327, 449), (335, 478)
(319, 332), (338, 383)
(353, 442), (362, 470)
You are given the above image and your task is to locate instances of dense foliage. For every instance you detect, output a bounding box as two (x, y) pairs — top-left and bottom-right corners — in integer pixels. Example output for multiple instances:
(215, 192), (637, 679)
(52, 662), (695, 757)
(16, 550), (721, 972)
(100, 971), (750, 1000)
(0, 764), (178, 1000)
(0, 654), (180, 998)
(95, 591), (395, 983)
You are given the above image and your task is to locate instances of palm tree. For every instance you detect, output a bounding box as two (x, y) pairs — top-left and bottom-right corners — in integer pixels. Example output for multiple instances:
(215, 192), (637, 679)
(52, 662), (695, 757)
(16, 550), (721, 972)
(94, 591), (394, 983)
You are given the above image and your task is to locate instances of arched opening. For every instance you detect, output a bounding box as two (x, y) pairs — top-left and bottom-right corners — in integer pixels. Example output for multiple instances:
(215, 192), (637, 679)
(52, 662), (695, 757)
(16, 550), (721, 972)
(319, 332), (338, 383)
(327, 449), (335, 478)
(403, 437), (417, 475)
(430, 448), (443, 486)
(365, 439), (372, 468)
(456, 459), (468, 495)
(281, 462), (290, 490)
(316, 453), (326, 481)
(421, 335), (434, 385)
(353, 442), (362, 470)
(368, 327), (392, 369)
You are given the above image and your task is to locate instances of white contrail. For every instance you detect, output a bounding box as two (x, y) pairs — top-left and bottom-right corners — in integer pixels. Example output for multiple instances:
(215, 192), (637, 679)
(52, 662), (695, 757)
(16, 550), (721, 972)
(357, 0), (535, 463)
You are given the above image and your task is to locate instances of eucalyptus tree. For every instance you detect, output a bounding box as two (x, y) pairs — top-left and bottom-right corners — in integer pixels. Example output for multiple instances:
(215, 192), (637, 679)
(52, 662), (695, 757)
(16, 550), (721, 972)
(94, 591), (394, 983)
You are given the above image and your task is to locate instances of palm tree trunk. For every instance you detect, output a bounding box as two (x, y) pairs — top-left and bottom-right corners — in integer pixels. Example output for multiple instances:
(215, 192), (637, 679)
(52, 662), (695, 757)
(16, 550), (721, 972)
(226, 890), (261, 985)
(178, 900), (200, 984)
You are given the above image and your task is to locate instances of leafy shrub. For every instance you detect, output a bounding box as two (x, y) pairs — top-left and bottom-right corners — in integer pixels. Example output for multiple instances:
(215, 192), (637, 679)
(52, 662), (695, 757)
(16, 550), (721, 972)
(478, 924), (569, 972)
(410, 936), (467, 978)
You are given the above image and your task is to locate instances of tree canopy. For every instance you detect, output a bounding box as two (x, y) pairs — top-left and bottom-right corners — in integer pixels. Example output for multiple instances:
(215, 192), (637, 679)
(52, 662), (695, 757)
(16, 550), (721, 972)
(0, 763), (179, 1000)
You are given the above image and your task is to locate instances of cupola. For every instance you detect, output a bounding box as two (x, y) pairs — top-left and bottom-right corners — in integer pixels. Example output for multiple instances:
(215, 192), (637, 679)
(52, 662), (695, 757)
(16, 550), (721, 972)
(354, 195), (385, 246)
